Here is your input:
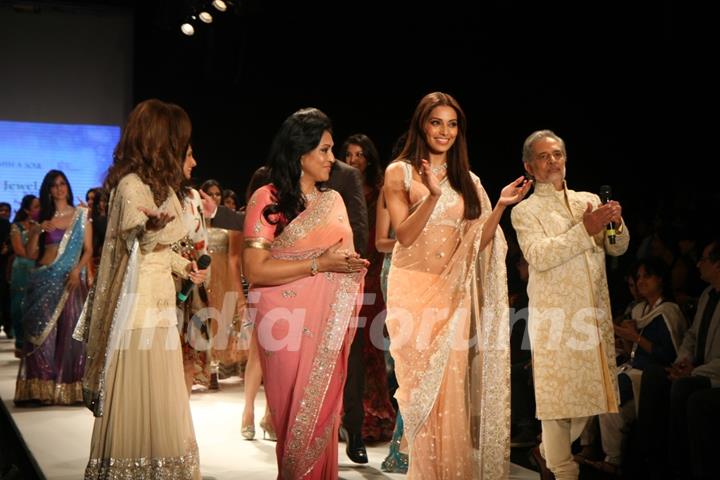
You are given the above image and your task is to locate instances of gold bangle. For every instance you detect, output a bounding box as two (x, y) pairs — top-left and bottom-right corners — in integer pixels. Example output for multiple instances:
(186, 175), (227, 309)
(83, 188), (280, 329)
(244, 237), (271, 250)
(310, 257), (318, 276)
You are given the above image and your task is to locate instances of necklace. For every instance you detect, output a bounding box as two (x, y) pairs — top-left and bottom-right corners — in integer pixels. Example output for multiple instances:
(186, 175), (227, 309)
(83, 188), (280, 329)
(430, 162), (447, 177)
(53, 207), (73, 218)
(303, 189), (320, 203)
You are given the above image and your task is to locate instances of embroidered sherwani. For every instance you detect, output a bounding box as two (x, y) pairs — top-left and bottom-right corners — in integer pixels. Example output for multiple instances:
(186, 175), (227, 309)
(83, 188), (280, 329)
(510, 181), (629, 420)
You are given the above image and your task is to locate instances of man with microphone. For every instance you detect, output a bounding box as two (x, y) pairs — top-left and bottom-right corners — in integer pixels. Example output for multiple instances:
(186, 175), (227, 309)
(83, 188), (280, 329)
(511, 130), (629, 480)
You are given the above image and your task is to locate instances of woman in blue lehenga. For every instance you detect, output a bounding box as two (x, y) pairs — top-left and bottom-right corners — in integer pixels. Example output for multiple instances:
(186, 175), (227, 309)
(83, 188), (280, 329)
(8, 194), (40, 356)
(15, 170), (93, 405)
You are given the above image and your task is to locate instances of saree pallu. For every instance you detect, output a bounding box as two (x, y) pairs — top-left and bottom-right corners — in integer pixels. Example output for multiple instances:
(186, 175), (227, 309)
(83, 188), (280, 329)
(15, 208), (88, 405)
(385, 175), (510, 479)
(246, 189), (364, 480)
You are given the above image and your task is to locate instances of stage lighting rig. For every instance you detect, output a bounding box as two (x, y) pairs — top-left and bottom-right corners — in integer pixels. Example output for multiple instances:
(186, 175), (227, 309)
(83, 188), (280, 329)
(179, 1), (236, 36)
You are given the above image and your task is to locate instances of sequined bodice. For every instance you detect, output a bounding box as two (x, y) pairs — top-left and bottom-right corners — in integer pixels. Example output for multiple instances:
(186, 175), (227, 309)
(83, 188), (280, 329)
(403, 161), (464, 229)
(427, 179), (463, 228)
(394, 162), (469, 275)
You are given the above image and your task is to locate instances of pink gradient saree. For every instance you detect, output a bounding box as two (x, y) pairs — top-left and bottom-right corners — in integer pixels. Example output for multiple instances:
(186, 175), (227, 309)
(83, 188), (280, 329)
(244, 185), (365, 480)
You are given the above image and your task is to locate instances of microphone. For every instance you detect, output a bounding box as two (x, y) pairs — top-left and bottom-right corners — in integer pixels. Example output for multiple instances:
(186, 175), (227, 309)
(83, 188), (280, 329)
(599, 185), (616, 245)
(178, 254), (211, 302)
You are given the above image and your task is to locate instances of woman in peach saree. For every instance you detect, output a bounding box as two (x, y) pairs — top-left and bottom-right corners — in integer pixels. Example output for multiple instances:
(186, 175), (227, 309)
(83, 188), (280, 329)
(383, 92), (531, 479)
(243, 108), (368, 480)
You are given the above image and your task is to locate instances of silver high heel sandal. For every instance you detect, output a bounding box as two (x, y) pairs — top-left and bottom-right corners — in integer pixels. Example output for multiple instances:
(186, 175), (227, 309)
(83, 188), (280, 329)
(241, 418), (256, 440)
(259, 417), (277, 441)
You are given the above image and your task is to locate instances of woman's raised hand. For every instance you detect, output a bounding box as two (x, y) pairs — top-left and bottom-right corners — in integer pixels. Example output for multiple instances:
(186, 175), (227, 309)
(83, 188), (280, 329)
(317, 239), (369, 274)
(198, 189), (217, 218)
(138, 207), (175, 231)
(419, 159), (442, 197)
(39, 220), (57, 233)
(498, 176), (532, 206)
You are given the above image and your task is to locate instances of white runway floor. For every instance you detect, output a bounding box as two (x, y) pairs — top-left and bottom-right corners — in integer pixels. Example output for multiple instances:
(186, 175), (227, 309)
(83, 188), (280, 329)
(0, 337), (536, 479)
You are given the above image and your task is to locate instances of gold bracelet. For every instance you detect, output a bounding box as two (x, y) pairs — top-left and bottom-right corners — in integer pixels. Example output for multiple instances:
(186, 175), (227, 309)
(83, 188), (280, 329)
(244, 237), (271, 250)
(310, 257), (319, 276)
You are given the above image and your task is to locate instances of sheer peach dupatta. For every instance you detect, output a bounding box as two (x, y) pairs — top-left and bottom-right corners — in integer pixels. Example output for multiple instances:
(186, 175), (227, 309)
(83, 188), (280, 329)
(385, 170), (510, 479)
(244, 185), (365, 480)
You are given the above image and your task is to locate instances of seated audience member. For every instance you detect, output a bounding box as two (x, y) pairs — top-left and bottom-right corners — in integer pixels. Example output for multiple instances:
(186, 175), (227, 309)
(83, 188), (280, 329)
(635, 238), (720, 479)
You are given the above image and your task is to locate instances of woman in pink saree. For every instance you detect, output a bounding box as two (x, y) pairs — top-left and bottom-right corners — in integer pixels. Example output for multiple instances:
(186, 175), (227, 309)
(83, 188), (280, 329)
(383, 92), (531, 479)
(243, 108), (368, 480)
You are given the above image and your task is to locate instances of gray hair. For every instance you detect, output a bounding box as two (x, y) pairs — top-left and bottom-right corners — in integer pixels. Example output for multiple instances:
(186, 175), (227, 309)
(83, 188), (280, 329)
(522, 129), (566, 164)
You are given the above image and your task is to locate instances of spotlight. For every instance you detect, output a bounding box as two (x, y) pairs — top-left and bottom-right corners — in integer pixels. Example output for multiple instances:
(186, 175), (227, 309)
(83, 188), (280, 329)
(180, 22), (195, 36)
(199, 11), (213, 23)
(211, 0), (227, 12)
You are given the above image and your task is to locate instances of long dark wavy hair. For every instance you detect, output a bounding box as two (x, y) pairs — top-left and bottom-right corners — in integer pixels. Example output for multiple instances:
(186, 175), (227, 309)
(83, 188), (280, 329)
(339, 133), (383, 193)
(105, 99), (188, 206)
(13, 194), (38, 223)
(396, 92), (481, 219)
(263, 108), (332, 234)
(38, 170), (74, 223)
(37, 170), (74, 262)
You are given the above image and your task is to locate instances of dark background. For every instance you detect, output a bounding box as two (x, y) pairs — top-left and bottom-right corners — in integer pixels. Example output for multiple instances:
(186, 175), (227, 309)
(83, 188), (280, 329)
(0, 3), (715, 477)
(132, 0), (716, 223)
(6, 0), (719, 236)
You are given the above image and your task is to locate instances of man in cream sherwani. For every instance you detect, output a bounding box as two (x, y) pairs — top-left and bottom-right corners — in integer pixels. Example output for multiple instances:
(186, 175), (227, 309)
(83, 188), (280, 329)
(511, 130), (629, 480)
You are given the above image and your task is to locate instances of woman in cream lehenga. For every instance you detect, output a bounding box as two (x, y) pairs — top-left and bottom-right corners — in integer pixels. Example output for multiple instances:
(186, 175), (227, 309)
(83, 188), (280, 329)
(76, 99), (207, 479)
(383, 92), (531, 478)
(243, 107), (368, 479)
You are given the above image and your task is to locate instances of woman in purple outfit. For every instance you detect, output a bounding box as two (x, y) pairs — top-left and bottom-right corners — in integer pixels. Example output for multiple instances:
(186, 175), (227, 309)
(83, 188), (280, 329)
(14, 169), (93, 405)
